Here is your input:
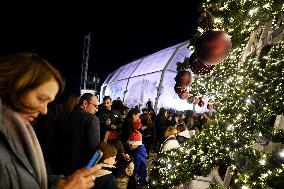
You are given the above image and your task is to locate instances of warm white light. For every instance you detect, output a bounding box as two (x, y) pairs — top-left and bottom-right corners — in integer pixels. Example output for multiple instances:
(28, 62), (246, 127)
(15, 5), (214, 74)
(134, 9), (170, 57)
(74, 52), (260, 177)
(227, 124), (234, 131)
(259, 159), (266, 165)
(245, 98), (251, 104)
(214, 18), (222, 24)
(279, 151), (284, 158)
(263, 3), (270, 9)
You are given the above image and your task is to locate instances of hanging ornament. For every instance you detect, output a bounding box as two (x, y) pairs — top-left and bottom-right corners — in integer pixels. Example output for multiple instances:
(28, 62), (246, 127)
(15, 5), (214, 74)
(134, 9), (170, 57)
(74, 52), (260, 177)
(188, 53), (215, 75)
(195, 29), (232, 65)
(175, 70), (193, 87)
(174, 83), (195, 100)
(174, 71), (189, 100)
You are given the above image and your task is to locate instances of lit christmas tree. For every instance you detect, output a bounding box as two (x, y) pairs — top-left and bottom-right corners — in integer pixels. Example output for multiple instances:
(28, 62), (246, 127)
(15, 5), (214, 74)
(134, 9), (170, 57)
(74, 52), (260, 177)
(149, 0), (284, 188)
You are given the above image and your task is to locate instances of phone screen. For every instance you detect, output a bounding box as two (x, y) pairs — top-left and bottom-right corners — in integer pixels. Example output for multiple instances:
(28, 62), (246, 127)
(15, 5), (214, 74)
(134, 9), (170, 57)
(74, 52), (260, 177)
(86, 150), (103, 169)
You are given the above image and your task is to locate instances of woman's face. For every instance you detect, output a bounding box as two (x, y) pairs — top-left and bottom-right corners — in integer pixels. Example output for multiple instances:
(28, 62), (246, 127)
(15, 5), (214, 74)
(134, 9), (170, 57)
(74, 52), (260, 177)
(133, 113), (140, 122)
(104, 156), (116, 166)
(19, 78), (59, 123)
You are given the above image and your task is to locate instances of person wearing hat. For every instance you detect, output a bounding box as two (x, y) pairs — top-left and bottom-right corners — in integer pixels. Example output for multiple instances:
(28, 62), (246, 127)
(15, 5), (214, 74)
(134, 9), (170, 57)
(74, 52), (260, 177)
(128, 130), (147, 188)
(92, 142), (119, 189)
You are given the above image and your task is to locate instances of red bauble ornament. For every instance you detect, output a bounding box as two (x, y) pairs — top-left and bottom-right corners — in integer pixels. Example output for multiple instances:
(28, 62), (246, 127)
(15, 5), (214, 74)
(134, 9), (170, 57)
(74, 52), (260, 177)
(195, 29), (232, 65)
(188, 53), (215, 75)
(175, 70), (193, 87)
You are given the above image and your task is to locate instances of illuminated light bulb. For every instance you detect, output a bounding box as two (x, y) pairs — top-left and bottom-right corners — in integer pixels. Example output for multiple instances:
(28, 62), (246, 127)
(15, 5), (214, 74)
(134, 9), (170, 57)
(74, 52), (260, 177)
(259, 159), (266, 165)
(261, 173), (268, 178)
(263, 3), (270, 9)
(227, 124), (234, 131)
(245, 98), (251, 104)
(279, 151), (284, 158)
(167, 164), (172, 169)
(242, 185), (249, 189)
(197, 27), (204, 33)
(214, 18), (222, 24)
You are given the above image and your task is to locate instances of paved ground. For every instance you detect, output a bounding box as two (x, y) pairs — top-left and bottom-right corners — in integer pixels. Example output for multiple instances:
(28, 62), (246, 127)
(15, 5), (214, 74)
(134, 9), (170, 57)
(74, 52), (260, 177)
(146, 152), (157, 180)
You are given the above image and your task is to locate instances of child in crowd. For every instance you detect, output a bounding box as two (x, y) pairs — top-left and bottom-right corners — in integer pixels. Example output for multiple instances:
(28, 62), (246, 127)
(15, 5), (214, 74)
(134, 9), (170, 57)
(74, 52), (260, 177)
(128, 130), (148, 188)
(116, 156), (137, 189)
(93, 142), (119, 189)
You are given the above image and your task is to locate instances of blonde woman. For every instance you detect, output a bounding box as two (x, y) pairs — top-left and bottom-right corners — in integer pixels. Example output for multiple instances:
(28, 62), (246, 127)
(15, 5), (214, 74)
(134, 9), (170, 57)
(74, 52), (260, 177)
(159, 126), (180, 153)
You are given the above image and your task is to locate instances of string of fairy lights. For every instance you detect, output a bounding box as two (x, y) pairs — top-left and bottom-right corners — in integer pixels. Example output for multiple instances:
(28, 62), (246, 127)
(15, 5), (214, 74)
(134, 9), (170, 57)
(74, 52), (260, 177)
(149, 0), (284, 188)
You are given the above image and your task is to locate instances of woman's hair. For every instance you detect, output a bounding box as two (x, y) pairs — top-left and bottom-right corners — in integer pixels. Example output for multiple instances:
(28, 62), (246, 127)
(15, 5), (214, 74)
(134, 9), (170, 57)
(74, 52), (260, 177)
(176, 123), (187, 132)
(157, 108), (167, 117)
(111, 140), (125, 159)
(140, 113), (152, 126)
(125, 108), (140, 129)
(165, 126), (178, 136)
(65, 94), (80, 112)
(96, 142), (117, 163)
(0, 52), (65, 112)
(121, 108), (140, 143)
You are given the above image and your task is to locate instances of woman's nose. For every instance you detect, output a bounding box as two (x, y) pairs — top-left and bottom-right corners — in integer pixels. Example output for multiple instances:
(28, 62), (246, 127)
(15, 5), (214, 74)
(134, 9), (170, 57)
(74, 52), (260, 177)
(39, 103), (48, 115)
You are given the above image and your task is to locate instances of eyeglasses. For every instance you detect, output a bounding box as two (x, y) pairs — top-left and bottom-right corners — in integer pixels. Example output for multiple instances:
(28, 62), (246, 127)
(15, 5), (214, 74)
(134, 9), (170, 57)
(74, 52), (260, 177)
(88, 102), (99, 108)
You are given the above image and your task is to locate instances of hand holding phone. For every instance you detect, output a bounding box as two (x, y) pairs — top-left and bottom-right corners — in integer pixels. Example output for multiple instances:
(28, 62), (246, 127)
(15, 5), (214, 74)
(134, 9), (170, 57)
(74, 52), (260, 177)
(86, 150), (103, 169)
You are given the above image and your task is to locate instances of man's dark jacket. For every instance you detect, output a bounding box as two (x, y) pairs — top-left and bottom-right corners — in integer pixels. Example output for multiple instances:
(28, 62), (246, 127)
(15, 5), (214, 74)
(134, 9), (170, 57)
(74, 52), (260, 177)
(49, 106), (100, 176)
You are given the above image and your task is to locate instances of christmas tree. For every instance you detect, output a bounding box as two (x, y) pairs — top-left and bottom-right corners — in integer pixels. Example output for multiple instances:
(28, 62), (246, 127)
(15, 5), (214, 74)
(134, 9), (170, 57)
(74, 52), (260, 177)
(149, 0), (284, 188)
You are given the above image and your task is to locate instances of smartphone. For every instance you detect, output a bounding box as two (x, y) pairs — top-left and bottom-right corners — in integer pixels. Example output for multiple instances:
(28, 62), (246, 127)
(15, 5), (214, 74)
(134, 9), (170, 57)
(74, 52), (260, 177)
(86, 150), (103, 169)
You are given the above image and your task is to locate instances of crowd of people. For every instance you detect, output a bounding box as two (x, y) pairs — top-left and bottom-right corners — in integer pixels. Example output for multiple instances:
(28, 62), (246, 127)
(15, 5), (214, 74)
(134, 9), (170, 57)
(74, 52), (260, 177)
(0, 52), (215, 189)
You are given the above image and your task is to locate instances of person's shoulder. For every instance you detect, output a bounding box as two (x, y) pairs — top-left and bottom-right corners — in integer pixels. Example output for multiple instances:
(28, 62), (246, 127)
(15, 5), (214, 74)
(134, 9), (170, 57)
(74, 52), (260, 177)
(91, 115), (100, 124)
(136, 145), (147, 157)
(93, 173), (118, 189)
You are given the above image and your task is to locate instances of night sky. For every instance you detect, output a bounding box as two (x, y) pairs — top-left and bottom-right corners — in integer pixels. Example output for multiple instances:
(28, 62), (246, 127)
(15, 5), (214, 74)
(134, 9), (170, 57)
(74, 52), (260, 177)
(0, 1), (201, 98)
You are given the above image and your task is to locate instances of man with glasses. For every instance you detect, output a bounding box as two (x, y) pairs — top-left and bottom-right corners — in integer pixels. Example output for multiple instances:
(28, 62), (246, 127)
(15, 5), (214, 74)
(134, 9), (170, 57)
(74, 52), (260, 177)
(49, 93), (100, 176)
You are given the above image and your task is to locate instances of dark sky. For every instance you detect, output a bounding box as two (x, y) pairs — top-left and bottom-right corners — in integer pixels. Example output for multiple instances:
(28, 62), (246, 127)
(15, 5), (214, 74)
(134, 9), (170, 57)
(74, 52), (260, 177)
(0, 1), (201, 98)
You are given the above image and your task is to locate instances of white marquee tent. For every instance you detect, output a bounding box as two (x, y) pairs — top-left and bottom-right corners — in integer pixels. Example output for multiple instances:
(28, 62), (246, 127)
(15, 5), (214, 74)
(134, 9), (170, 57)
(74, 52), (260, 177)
(100, 41), (208, 113)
